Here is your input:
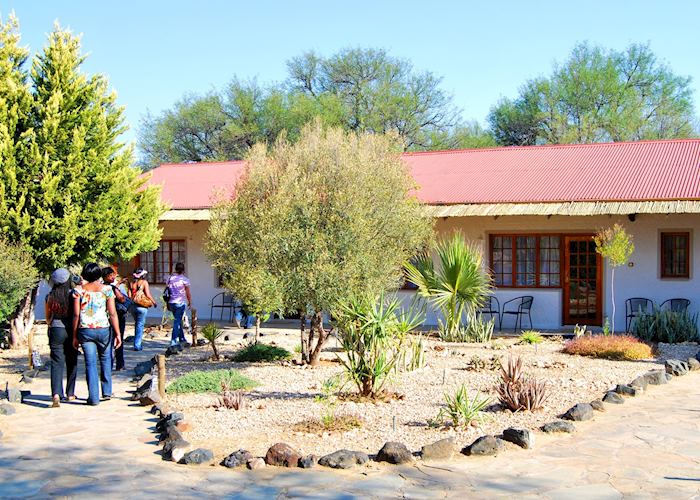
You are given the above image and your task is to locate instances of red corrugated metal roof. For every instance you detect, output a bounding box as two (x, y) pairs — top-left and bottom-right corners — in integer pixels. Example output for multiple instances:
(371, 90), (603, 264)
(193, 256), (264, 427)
(147, 160), (245, 209)
(148, 139), (700, 209)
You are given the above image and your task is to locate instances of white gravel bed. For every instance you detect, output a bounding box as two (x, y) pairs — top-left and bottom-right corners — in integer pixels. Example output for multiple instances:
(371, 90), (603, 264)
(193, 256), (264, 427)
(162, 326), (699, 460)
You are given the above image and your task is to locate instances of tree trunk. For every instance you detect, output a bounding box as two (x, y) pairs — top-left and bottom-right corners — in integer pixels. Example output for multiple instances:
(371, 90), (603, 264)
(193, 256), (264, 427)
(308, 311), (329, 366)
(611, 267), (616, 334)
(300, 313), (309, 364)
(254, 317), (260, 345)
(9, 286), (38, 349)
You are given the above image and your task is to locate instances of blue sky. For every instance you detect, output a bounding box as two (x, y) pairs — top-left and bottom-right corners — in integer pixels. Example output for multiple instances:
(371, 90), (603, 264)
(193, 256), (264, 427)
(4, 1), (700, 146)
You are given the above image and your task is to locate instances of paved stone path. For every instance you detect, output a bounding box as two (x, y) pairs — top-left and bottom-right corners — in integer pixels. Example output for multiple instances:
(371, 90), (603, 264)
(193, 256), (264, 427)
(1, 340), (699, 499)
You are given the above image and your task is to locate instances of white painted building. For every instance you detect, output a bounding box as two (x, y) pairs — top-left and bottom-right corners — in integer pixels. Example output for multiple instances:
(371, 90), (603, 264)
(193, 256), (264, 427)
(127, 139), (700, 331)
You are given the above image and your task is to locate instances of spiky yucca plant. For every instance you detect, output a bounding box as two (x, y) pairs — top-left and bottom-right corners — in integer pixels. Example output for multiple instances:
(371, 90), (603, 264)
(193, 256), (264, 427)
(405, 233), (492, 341)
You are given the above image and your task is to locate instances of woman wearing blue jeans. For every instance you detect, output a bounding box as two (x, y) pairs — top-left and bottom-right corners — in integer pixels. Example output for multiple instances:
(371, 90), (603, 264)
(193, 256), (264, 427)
(71, 263), (122, 406)
(128, 268), (157, 350)
(166, 262), (192, 346)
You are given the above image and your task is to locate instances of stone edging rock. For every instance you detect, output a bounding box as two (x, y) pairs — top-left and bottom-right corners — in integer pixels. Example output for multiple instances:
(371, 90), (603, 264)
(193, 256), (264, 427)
(140, 353), (700, 470)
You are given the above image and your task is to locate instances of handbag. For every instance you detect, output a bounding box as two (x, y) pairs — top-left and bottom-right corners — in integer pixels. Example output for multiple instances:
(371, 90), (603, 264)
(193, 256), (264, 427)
(132, 281), (154, 308)
(162, 276), (173, 307)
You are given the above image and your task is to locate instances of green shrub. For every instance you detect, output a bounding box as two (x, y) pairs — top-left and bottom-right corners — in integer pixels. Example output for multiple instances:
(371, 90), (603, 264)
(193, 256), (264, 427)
(0, 240), (39, 323)
(562, 335), (652, 360)
(435, 384), (490, 427)
(464, 313), (494, 343)
(335, 293), (423, 397)
(201, 323), (223, 360)
(518, 330), (544, 344)
(632, 308), (699, 343)
(406, 233), (492, 342)
(232, 343), (292, 362)
(395, 334), (426, 372)
(167, 369), (258, 394)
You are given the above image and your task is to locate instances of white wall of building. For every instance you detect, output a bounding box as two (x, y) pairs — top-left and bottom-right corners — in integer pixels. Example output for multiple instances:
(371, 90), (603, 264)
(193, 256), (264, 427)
(148, 220), (226, 320)
(396, 213), (699, 331)
(38, 213), (699, 332)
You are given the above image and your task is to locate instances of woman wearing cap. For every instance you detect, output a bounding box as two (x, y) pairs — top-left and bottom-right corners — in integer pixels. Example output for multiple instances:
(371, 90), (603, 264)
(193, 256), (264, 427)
(71, 262), (122, 406)
(44, 268), (79, 407)
(128, 267), (157, 351)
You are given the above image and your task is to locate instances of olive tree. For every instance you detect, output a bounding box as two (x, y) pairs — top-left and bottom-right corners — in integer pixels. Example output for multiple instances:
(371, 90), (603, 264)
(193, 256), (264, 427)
(206, 121), (433, 365)
(0, 240), (39, 324)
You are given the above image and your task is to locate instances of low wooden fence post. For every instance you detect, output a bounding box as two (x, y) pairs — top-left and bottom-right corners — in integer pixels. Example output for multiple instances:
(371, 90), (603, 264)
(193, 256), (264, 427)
(157, 354), (166, 398)
(27, 327), (34, 369)
(191, 308), (198, 346)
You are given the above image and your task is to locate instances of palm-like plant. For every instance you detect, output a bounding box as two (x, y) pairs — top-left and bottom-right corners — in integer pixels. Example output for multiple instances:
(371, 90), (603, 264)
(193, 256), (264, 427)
(405, 233), (492, 341)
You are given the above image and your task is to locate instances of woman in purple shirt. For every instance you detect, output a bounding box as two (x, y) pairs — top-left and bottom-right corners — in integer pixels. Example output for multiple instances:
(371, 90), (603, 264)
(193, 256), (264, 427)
(166, 262), (192, 346)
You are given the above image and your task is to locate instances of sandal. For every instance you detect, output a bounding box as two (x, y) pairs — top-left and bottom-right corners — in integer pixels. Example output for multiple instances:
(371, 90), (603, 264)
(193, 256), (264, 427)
(51, 395), (61, 408)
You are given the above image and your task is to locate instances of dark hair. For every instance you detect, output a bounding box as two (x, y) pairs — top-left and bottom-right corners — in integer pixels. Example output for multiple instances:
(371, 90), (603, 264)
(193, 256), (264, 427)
(81, 263), (102, 283)
(102, 266), (116, 279)
(175, 262), (185, 273)
(47, 282), (72, 318)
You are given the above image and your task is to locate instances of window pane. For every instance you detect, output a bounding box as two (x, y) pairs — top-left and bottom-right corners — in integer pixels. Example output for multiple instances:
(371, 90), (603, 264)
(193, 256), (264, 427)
(662, 233), (689, 278)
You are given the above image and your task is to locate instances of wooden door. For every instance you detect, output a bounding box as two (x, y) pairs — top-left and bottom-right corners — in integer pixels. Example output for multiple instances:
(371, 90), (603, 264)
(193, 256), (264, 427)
(563, 236), (602, 326)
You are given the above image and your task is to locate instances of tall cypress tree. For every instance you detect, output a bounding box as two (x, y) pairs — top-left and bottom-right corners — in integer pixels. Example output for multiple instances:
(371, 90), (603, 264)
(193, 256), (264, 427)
(0, 15), (32, 235)
(0, 18), (164, 345)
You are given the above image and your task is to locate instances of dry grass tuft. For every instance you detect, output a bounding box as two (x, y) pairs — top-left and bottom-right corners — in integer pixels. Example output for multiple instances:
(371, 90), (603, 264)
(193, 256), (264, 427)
(562, 335), (652, 361)
(292, 414), (363, 434)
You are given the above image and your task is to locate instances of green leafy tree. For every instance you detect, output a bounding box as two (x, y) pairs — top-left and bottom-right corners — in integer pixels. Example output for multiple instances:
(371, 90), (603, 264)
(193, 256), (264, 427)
(206, 121), (433, 365)
(206, 192), (284, 344)
(406, 233), (492, 341)
(139, 47), (486, 168)
(593, 224), (634, 334)
(139, 79), (342, 168)
(288, 48), (463, 150)
(489, 42), (697, 145)
(0, 239), (39, 324)
(0, 18), (164, 345)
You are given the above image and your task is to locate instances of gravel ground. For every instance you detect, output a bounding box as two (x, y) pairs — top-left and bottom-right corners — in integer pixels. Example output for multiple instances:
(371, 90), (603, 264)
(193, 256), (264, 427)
(160, 325), (700, 460)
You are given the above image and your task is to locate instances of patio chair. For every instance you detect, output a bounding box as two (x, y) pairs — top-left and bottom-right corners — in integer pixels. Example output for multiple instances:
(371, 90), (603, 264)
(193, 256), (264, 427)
(625, 298), (653, 331)
(500, 296), (533, 332)
(209, 292), (241, 323)
(660, 298), (690, 313)
(478, 296), (501, 324)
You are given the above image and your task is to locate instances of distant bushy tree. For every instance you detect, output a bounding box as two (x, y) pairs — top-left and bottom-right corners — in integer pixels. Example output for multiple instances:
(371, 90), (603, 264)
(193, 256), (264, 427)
(139, 48), (486, 168)
(489, 42), (697, 145)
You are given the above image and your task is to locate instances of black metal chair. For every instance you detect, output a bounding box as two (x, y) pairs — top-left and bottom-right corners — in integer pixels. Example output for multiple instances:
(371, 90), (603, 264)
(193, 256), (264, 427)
(500, 296), (533, 332)
(478, 296), (501, 324)
(209, 292), (241, 323)
(625, 298), (653, 331)
(660, 298), (690, 313)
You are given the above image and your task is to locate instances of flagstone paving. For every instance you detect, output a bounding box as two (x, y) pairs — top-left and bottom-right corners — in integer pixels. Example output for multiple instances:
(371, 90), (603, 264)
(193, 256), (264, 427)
(1, 339), (699, 499)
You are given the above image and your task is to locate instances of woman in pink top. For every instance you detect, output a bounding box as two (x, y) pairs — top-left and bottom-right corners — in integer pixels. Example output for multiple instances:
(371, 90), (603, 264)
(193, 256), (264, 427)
(166, 262), (192, 346)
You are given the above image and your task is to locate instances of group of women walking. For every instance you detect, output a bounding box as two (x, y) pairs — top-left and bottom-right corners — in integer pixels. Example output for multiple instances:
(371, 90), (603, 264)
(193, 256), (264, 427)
(44, 262), (191, 407)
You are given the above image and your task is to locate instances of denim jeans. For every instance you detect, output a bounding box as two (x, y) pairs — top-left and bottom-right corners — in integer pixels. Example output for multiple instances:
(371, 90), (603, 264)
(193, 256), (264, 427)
(47, 320), (78, 399)
(77, 327), (112, 405)
(170, 303), (187, 345)
(111, 312), (126, 370)
(131, 306), (148, 350)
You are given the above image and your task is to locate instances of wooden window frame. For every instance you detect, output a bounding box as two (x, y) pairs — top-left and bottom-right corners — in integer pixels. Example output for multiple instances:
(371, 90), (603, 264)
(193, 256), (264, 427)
(126, 239), (186, 284)
(660, 231), (690, 279)
(489, 234), (563, 289)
